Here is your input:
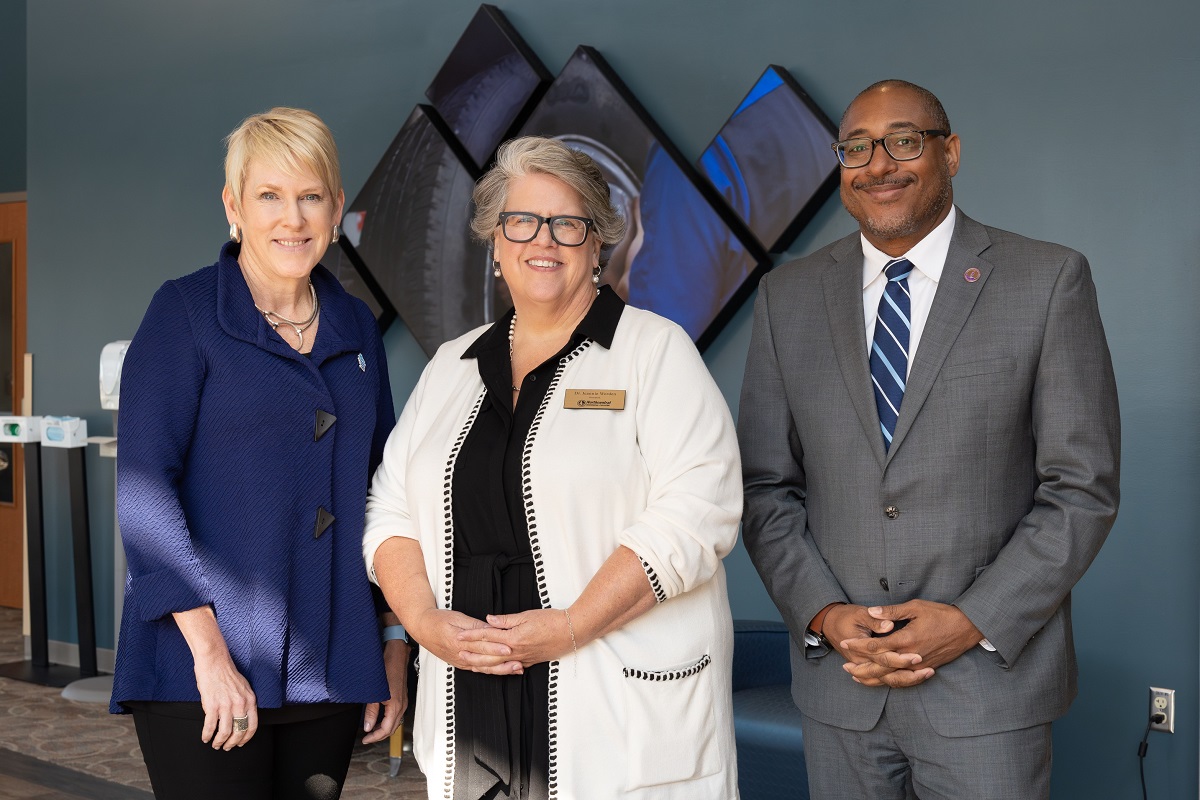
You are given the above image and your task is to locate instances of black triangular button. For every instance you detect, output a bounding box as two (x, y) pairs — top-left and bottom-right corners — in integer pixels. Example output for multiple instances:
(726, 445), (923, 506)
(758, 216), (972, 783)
(314, 507), (335, 539)
(314, 410), (337, 441)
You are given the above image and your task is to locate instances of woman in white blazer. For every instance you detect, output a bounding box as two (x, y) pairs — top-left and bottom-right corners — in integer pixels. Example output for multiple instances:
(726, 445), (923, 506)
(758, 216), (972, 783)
(364, 136), (742, 799)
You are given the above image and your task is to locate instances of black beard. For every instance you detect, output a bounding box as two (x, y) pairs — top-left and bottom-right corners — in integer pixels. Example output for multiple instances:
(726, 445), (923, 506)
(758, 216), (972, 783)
(843, 168), (952, 242)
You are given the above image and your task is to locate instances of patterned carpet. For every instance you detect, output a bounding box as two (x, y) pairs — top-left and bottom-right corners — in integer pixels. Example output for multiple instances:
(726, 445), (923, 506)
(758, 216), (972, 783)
(0, 607), (429, 798)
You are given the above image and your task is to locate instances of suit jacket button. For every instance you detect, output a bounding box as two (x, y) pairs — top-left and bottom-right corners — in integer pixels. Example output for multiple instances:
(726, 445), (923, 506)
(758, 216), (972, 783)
(879, 578), (890, 591)
(885, 505), (899, 519)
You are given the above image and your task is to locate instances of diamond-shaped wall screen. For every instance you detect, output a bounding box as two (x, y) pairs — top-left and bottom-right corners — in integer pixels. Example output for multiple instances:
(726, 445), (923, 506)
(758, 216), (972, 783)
(697, 65), (839, 255)
(327, 4), (837, 357)
(425, 4), (552, 172)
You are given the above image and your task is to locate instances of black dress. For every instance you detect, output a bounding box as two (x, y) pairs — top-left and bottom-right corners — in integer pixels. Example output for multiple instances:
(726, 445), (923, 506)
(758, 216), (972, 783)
(449, 289), (624, 800)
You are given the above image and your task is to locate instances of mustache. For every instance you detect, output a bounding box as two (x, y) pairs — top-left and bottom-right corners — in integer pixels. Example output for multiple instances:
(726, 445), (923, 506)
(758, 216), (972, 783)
(851, 176), (915, 191)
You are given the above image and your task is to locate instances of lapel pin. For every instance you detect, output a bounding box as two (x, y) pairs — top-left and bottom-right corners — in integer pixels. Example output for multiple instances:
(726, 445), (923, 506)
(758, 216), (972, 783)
(964, 267), (981, 283)
(358, 353), (367, 372)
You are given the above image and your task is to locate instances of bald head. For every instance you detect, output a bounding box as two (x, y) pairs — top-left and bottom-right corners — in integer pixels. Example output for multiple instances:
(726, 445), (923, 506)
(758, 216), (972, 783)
(840, 79), (951, 138)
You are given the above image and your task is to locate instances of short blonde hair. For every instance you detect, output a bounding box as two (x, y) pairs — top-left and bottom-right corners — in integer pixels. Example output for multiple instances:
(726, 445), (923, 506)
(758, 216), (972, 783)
(470, 137), (626, 251)
(224, 107), (342, 208)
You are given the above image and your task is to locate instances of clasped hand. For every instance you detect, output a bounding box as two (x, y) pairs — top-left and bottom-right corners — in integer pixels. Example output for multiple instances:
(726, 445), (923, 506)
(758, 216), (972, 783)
(826, 600), (983, 688)
(414, 607), (573, 675)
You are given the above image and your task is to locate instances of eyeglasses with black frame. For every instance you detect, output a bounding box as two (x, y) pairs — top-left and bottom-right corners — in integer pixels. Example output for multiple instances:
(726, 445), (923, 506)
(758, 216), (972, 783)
(831, 129), (949, 169)
(497, 212), (595, 247)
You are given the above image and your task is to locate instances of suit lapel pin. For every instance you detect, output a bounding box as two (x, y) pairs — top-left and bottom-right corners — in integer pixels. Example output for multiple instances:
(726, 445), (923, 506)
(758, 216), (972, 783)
(964, 267), (981, 283)
(357, 353), (367, 372)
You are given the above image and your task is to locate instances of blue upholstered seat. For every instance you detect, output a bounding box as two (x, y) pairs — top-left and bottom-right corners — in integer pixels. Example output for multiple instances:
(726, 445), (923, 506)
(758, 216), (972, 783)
(733, 620), (809, 800)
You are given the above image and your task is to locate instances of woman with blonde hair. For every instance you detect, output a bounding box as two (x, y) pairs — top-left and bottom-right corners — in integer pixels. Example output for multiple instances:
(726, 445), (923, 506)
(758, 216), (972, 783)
(365, 136), (741, 799)
(112, 107), (407, 799)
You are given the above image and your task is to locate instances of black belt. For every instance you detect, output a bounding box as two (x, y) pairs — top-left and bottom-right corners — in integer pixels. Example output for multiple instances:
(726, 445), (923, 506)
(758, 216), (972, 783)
(455, 552), (535, 622)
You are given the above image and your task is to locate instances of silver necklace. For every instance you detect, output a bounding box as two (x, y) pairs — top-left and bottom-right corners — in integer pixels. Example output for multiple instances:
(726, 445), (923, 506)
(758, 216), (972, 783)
(508, 314), (519, 392)
(256, 281), (319, 351)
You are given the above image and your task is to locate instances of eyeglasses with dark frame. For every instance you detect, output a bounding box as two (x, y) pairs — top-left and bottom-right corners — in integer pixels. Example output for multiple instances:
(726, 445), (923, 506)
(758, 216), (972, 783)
(497, 212), (595, 247)
(831, 129), (950, 169)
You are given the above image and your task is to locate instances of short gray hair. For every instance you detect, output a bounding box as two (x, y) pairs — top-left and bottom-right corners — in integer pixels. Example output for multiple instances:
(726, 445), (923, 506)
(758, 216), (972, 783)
(470, 137), (626, 252)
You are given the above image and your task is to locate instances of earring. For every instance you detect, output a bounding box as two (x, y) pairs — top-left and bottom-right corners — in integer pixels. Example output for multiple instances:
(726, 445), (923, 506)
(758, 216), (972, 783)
(592, 264), (602, 284)
(229, 223), (241, 244)
(493, 260), (502, 278)
(331, 224), (340, 243)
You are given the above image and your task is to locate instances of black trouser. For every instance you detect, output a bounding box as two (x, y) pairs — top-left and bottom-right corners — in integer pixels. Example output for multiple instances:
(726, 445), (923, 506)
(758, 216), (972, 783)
(129, 702), (362, 800)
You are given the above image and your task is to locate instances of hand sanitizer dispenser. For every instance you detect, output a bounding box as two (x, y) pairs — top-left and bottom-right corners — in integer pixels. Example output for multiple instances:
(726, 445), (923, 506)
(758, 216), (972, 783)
(0, 416), (41, 442)
(99, 341), (131, 411)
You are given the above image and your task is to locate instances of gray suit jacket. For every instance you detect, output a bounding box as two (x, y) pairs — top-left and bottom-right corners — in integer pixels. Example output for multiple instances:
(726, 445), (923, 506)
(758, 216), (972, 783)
(738, 211), (1120, 737)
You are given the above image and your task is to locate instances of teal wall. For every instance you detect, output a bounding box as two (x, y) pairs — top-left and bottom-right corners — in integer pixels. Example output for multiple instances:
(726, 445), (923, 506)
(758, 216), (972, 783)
(0, 0), (25, 192)
(25, 1), (1198, 796)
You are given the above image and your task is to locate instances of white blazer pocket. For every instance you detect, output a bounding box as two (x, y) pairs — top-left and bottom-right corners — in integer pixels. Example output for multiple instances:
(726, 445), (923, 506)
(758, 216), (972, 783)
(621, 654), (720, 790)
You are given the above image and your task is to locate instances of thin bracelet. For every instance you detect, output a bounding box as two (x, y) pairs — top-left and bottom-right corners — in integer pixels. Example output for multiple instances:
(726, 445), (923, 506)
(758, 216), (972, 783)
(563, 608), (578, 676)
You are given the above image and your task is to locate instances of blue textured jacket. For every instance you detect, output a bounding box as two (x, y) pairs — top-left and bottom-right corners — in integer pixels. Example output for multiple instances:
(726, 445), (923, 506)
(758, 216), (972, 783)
(110, 242), (394, 713)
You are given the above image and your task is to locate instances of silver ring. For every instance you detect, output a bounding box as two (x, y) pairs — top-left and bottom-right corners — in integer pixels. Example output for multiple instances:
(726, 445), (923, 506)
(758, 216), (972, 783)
(233, 716), (249, 732)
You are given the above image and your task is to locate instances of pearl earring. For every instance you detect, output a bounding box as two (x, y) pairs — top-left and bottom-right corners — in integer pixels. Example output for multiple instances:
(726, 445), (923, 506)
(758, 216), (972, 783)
(493, 260), (502, 278)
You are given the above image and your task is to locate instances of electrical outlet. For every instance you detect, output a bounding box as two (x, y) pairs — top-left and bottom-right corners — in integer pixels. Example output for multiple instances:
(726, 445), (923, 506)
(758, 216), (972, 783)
(1149, 687), (1175, 733)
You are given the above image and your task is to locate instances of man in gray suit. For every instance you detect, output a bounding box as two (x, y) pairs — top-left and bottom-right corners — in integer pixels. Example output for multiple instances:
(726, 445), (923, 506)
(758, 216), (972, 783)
(739, 79), (1120, 798)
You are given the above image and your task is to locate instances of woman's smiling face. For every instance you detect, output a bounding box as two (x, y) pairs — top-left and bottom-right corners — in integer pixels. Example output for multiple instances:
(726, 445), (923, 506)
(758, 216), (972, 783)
(493, 172), (600, 312)
(224, 159), (344, 285)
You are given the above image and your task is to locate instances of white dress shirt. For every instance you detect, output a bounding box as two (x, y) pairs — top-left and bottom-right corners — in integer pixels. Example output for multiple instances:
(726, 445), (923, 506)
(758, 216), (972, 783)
(861, 205), (957, 373)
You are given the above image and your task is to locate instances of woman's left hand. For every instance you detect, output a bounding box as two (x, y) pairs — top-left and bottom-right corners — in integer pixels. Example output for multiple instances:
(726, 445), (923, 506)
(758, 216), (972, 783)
(361, 639), (410, 744)
(457, 610), (574, 669)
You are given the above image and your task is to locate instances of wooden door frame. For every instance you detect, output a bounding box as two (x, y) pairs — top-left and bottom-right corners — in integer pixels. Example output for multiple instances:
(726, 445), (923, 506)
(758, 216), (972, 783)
(0, 196), (27, 610)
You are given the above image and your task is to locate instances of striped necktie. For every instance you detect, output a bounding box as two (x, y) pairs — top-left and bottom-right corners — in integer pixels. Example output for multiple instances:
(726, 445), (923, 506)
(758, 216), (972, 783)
(870, 258), (913, 450)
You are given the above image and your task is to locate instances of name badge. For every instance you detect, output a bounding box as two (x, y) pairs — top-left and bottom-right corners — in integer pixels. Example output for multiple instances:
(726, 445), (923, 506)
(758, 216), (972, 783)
(564, 389), (626, 410)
